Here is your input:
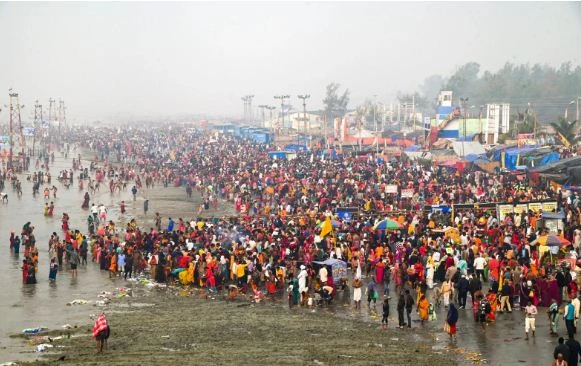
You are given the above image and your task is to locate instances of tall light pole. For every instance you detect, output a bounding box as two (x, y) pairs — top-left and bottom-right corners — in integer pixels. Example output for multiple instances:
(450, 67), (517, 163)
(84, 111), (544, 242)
(33, 100), (43, 157)
(297, 94), (310, 134)
(565, 100), (575, 120)
(241, 96), (247, 122)
(266, 105), (276, 133)
(479, 105), (484, 144)
(460, 97), (469, 159)
(274, 95), (289, 134)
(246, 95), (254, 124)
(373, 95), (378, 154)
(258, 105), (268, 128)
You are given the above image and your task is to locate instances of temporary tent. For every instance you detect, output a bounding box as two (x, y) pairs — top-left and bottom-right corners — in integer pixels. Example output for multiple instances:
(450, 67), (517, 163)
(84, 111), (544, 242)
(312, 259), (348, 280)
(529, 156), (581, 185)
(451, 141), (486, 157)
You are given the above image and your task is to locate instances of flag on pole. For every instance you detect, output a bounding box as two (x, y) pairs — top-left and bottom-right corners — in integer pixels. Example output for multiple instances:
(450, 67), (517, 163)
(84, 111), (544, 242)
(319, 216), (333, 238)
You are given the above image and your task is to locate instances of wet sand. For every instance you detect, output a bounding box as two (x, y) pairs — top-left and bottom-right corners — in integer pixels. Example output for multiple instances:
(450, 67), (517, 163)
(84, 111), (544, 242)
(21, 286), (455, 366)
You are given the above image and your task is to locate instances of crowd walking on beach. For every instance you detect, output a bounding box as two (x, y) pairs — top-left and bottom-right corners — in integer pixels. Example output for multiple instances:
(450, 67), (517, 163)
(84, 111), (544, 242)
(3, 125), (581, 365)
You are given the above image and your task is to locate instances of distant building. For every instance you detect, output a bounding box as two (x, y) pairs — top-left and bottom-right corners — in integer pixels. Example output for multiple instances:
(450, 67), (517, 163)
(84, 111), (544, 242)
(430, 91), (510, 145)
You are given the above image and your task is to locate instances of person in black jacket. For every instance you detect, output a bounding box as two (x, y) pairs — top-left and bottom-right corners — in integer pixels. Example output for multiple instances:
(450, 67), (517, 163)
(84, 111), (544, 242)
(566, 336), (581, 366)
(469, 275), (482, 304)
(555, 337), (571, 361)
(457, 274), (470, 309)
(397, 293), (406, 329)
(382, 298), (390, 330)
(404, 289), (415, 328)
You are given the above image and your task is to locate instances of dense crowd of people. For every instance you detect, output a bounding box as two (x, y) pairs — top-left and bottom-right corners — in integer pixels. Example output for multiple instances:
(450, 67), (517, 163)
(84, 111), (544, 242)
(4, 124), (581, 364)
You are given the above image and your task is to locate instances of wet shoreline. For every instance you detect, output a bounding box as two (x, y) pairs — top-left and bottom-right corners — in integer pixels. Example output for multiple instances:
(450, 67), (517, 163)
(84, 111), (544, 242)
(17, 281), (457, 366)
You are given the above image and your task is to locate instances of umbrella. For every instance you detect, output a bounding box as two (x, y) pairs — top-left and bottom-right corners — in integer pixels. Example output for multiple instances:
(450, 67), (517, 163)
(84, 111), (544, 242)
(373, 218), (402, 231)
(531, 235), (571, 247)
(317, 219), (342, 228)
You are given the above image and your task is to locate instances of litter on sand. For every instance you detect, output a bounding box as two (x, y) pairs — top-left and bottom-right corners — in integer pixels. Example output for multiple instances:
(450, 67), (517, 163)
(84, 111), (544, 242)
(35, 343), (53, 352)
(22, 327), (47, 335)
(67, 299), (88, 306)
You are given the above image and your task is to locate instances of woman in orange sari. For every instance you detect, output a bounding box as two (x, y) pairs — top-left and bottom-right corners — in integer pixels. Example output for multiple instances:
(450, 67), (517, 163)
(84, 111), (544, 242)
(109, 251), (117, 278)
(417, 294), (430, 323)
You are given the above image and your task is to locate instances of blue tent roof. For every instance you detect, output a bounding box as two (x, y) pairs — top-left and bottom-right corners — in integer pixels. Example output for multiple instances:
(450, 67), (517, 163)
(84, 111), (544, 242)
(405, 145), (421, 152)
(464, 154), (488, 162)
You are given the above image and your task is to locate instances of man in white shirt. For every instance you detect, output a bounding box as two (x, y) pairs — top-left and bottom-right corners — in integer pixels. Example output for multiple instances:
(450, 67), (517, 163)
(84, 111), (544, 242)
(473, 254), (486, 282)
(319, 266), (328, 284)
(524, 300), (538, 339)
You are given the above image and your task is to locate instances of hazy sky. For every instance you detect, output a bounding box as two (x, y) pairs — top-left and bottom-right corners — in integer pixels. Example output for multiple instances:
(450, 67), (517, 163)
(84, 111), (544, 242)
(0, 1), (580, 123)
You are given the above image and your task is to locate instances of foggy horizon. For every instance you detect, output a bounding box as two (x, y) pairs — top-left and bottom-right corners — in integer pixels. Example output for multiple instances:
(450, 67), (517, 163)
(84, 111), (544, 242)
(0, 1), (580, 124)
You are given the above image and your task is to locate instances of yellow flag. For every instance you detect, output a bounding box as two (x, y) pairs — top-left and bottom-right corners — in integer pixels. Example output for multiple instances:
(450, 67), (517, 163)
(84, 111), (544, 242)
(320, 216), (333, 237)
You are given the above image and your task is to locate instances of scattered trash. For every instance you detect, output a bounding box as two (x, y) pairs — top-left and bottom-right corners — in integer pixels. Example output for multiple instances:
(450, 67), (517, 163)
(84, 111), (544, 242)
(313, 360), (325, 365)
(161, 335), (170, 338)
(61, 324), (72, 329)
(338, 355), (353, 358)
(35, 343), (53, 352)
(390, 338), (399, 341)
(67, 299), (88, 306)
(22, 327), (47, 335)
(95, 300), (109, 307)
(161, 347), (178, 352)
(1, 362), (17, 366)
(365, 343), (383, 348)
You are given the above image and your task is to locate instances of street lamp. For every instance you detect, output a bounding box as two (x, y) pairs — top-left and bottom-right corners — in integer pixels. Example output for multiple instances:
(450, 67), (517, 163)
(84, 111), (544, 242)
(373, 95), (378, 154)
(297, 94), (310, 147)
(265, 105), (276, 134)
(258, 105), (268, 128)
(274, 95), (290, 134)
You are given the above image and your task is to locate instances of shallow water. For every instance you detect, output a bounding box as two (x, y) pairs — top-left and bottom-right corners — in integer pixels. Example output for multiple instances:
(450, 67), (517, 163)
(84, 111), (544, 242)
(0, 151), (234, 363)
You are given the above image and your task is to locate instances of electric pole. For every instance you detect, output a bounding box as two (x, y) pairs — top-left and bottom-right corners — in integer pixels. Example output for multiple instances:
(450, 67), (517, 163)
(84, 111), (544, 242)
(33, 100), (43, 157)
(48, 98), (55, 151)
(274, 95), (290, 135)
(8, 90), (25, 170)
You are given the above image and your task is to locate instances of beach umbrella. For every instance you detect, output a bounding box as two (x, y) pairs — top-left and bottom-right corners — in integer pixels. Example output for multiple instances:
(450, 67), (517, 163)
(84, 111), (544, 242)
(531, 235), (571, 247)
(373, 218), (402, 231)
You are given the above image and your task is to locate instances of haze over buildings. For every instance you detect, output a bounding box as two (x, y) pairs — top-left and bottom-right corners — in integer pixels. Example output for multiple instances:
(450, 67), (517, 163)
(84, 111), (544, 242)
(0, 2), (580, 124)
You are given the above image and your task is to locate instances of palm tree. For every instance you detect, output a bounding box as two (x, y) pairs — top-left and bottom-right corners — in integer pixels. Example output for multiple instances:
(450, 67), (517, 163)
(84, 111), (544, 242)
(550, 117), (578, 147)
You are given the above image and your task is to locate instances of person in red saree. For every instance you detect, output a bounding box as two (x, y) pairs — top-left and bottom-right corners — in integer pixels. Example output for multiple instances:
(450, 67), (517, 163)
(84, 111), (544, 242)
(488, 255), (500, 283)
(486, 289), (498, 321)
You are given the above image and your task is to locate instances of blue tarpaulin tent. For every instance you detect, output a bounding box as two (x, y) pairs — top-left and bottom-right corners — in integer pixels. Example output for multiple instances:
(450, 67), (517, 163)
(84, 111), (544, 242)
(312, 259), (348, 279)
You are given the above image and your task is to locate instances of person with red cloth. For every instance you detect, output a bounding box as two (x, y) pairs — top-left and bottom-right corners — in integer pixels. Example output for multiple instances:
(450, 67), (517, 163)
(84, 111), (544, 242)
(93, 312), (110, 353)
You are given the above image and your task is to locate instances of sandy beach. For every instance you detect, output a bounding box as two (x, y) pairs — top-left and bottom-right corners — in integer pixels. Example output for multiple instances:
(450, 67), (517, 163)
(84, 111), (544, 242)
(17, 284), (456, 366)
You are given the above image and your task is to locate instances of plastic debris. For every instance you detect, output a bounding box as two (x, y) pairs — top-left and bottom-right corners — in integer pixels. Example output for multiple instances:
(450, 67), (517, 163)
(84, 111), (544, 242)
(22, 327), (47, 335)
(61, 324), (72, 329)
(67, 299), (88, 306)
(35, 343), (53, 352)
(95, 300), (109, 307)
